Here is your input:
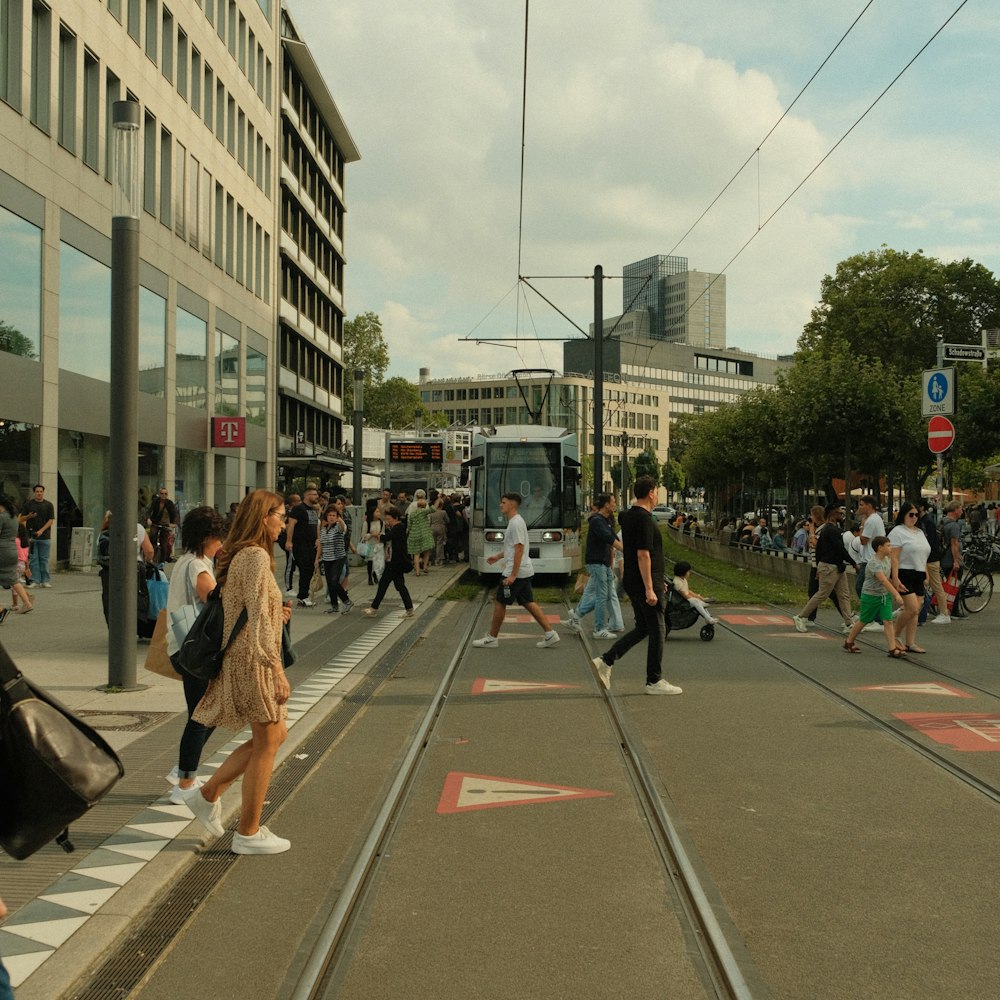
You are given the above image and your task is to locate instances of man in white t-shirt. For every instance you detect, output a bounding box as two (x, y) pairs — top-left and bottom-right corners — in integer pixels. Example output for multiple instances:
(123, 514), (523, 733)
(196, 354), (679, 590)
(472, 492), (560, 649)
(856, 496), (886, 630)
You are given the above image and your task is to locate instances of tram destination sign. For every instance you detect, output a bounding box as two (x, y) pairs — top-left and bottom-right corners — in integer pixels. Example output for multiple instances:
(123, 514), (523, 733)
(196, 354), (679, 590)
(389, 440), (443, 466)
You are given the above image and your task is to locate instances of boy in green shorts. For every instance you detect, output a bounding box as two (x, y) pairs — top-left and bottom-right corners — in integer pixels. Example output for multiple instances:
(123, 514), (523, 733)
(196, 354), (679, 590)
(843, 537), (904, 657)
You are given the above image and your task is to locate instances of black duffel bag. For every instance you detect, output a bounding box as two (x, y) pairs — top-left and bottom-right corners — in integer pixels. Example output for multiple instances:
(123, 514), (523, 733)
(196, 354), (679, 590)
(0, 641), (125, 860)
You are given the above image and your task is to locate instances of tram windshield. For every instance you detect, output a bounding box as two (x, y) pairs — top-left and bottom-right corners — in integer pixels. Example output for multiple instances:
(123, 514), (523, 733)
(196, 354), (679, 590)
(484, 442), (563, 529)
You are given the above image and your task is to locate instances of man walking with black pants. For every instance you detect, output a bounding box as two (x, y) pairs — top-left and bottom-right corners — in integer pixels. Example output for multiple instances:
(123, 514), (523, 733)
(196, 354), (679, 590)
(590, 476), (682, 695)
(285, 485), (321, 607)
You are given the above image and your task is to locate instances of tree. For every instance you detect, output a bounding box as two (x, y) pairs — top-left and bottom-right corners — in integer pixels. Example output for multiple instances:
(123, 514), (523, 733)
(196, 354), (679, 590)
(343, 312), (390, 413)
(798, 248), (1000, 377)
(660, 457), (685, 499)
(0, 320), (36, 360)
(633, 448), (660, 484)
(366, 376), (424, 429)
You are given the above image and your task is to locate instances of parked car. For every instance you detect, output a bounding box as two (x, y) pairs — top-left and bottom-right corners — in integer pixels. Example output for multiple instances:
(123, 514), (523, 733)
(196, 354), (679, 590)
(651, 505), (677, 523)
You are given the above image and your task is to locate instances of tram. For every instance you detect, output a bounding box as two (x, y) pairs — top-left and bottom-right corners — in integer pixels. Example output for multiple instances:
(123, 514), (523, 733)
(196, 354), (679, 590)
(464, 425), (582, 577)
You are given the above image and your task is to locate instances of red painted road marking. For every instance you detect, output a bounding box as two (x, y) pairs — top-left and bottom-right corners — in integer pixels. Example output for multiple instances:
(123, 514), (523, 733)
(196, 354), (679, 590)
(763, 632), (830, 639)
(471, 678), (580, 695)
(722, 614), (792, 626)
(437, 772), (613, 814)
(858, 683), (972, 699)
(507, 614), (561, 624)
(894, 713), (1000, 751)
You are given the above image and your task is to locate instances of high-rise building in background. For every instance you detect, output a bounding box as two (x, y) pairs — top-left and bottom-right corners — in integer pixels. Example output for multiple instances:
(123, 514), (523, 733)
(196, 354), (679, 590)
(621, 254), (726, 348)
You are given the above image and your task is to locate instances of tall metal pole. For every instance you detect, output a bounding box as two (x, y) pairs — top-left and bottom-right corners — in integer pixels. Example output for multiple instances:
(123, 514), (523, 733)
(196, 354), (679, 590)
(352, 369), (364, 506)
(593, 264), (604, 496)
(108, 100), (141, 689)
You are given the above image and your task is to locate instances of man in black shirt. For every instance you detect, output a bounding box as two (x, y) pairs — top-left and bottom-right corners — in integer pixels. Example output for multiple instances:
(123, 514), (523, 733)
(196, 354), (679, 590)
(793, 504), (855, 633)
(590, 476), (682, 695)
(23, 483), (55, 587)
(285, 485), (321, 606)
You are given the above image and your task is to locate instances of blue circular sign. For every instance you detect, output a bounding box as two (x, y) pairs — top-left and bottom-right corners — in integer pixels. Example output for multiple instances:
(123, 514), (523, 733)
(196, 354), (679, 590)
(927, 372), (948, 403)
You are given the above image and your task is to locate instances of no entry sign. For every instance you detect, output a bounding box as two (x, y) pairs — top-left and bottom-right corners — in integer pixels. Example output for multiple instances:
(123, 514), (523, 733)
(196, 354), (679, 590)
(927, 415), (955, 454)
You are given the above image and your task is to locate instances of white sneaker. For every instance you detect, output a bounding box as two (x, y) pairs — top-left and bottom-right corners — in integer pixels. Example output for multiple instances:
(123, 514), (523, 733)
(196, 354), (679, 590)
(563, 615), (581, 634)
(862, 622), (882, 632)
(297, 598), (315, 608)
(645, 679), (683, 695)
(591, 656), (612, 690)
(930, 614), (951, 625)
(166, 766), (181, 786)
(891, 608), (902, 619)
(536, 630), (560, 648)
(840, 623), (853, 635)
(340, 601), (354, 614)
(169, 777), (204, 804)
(792, 615), (807, 633)
(231, 825), (291, 855)
(472, 634), (498, 647)
(592, 628), (616, 639)
(179, 785), (224, 838)
(706, 617), (719, 626)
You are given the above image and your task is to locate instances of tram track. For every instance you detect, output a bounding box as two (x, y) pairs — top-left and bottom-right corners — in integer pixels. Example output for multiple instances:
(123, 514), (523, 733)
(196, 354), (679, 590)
(290, 587), (760, 1000)
(682, 567), (1000, 809)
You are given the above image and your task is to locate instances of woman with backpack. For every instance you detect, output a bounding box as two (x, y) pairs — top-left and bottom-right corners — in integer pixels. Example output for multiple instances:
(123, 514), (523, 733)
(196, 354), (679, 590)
(180, 491), (293, 855)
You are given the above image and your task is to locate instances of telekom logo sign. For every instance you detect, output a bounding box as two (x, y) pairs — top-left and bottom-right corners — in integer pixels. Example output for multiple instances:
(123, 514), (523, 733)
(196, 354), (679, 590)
(211, 416), (246, 448)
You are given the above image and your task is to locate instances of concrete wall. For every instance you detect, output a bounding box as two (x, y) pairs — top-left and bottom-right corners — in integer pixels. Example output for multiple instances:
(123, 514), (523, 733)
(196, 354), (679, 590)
(667, 526), (814, 587)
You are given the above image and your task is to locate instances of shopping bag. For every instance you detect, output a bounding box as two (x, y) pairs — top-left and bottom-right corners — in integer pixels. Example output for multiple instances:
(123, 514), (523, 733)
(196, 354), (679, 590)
(942, 571), (960, 614)
(144, 611), (182, 681)
(145, 566), (170, 620)
(574, 571), (590, 595)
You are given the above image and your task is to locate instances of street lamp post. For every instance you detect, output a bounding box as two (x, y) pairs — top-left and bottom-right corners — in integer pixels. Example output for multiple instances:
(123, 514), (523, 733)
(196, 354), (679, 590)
(108, 99), (141, 689)
(352, 369), (364, 506)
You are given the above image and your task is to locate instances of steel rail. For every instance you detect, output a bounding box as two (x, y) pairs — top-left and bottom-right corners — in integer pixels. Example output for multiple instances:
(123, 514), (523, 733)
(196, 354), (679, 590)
(288, 590), (489, 1000)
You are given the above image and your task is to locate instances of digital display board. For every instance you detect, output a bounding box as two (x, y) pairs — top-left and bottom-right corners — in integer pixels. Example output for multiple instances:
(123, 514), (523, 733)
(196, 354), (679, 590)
(389, 441), (443, 465)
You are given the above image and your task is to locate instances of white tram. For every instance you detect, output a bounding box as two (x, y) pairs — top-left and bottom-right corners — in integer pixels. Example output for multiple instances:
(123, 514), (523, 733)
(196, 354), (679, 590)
(464, 425), (583, 577)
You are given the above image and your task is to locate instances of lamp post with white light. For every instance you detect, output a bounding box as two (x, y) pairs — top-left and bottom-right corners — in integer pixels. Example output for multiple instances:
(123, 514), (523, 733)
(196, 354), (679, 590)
(352, 369), (364, 506)
(107, 100), (141, 690)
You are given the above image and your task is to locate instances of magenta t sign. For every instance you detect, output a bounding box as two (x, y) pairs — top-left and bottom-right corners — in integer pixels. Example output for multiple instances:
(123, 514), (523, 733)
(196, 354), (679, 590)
(212, 416), (246, 448)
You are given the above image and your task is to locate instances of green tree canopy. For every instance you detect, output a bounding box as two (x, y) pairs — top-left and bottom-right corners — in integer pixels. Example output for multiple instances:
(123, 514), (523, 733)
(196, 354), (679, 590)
(366, 376), (425, 429)
(343, 311), (390, 413)
(0, 320), (36, 360)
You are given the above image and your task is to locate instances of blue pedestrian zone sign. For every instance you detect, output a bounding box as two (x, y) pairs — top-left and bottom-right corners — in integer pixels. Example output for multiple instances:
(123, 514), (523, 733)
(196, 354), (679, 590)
(921, 367), (955, 416)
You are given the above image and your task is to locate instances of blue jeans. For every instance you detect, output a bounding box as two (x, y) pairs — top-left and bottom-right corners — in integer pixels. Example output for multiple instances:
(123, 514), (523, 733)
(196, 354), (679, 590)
(30, 537), (51, 584)
(576, 563), (611, 631)
(607, 582), (624, 631)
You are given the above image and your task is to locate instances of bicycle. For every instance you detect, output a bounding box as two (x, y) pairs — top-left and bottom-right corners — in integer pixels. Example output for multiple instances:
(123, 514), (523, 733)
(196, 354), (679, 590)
(958, 560), (993, 615)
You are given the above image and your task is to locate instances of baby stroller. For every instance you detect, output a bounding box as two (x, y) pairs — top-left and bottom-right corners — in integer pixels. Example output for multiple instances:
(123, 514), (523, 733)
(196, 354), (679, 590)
(665, 582), (715, 641)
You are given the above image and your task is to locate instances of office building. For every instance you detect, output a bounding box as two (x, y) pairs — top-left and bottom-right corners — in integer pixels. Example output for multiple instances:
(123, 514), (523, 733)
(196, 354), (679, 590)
(0, 0), (357, 563)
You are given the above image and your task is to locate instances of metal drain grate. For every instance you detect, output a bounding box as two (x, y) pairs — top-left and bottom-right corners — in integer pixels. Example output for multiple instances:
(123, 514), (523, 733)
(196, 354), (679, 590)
(65, 611), (438, 1000)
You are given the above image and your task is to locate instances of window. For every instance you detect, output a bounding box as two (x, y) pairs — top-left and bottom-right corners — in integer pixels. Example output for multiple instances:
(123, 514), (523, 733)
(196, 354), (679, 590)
(224, 194), (234, 275)
(82, 49), (99, 169)
(264, 144), (270, 197)
(159, 127), (172, 226)
(200, 164), (211, 257)
(103, 69), (119, 179)
(106, 0), (121, 21)
(237, 12), (245, 69)
(235, 204), (243, 284)
(226, 1), (235, 55)
(202, 62), (212, 127)
(215, 0), (223, 41)
(1, 0), (24, 110)
(175, 28), (187, 99)
(142, 109), (156, 215)
(173, 139), (185, 237)
(160, 5), (172, 82)
(59, 243), (111, 380)
(214, 79), (223, 143)
(263, 233), (270, 303)
(0, 204), (42, 361)
(57, 24), (76, 153)
(30, 1), (51, 131)
(175, 307), (207, 409)
(144, 0), (157, 62)
(226, 94), (234, 155)
(126, 0), (139, 42)
(213, 181), (223, 267)
(137, 286), (166, 396)
(188, 153), (198, 247)
(236, 108), (244, 166)
(264, 56), (271, 110)
(190, 47), (200, 113)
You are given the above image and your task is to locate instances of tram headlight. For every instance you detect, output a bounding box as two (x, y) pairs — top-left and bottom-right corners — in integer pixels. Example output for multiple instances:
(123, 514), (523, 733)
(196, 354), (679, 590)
(540, 531), (563, 542)
(485, 530), (505, 542)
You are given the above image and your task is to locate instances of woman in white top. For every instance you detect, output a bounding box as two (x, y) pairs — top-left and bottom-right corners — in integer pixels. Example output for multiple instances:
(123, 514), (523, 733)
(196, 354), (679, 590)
(165, 506), (227, 801)
(672, 561), (718, 625)
(888, 501), (932, 654)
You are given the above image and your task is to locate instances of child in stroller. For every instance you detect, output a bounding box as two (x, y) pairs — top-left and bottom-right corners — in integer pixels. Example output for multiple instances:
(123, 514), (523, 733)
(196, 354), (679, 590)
(666, 561), (718, 641)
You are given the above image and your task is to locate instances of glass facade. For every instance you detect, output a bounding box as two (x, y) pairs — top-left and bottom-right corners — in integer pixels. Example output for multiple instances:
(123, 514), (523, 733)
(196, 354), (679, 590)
(59, 242), (111, 379)
(175, 447), (206, 512)
(215, 328), (240, 415)
(0, 205), (41, 360)
(0, 420), (38, 505)
(138, 285), (166, 396)
(245, 341), (266, 426)
(176, 306), (208, 409)
(57, 427), (108, 560)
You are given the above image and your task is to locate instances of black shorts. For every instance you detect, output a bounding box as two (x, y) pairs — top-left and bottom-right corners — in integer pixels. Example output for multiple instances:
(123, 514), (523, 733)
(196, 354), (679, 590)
(897, 567), (926, 597)
(496, 577), (534, 607)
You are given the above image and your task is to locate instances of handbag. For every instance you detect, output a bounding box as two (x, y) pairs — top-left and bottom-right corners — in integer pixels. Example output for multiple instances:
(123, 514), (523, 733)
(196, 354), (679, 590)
(574, 571), (590, 595)
(942, 571), (960, 614)
(175, 585), (248, 682)
(145, 565), (170, 621)
(281, 623), (297, 669)
(356, 541), (372, 560)
(0, 640), (125, 860)
(144, 610), (182, 680)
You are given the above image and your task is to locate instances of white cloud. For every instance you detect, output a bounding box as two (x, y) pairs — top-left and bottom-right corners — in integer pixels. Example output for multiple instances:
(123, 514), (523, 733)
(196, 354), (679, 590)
(289, 0), (1000, 377)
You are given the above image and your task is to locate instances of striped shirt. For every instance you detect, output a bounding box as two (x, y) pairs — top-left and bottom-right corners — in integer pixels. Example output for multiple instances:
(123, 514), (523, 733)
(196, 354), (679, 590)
(319, 522), (347, 561)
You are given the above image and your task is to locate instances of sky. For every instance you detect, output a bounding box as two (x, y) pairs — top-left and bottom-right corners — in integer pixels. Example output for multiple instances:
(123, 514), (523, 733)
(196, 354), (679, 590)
(286, 0), (1000, 381)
